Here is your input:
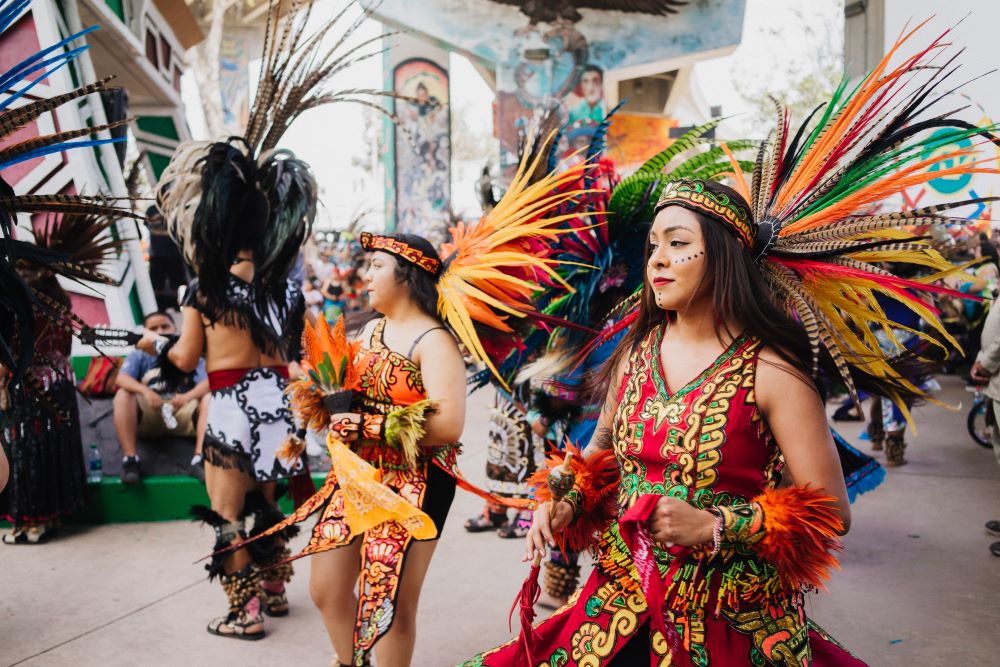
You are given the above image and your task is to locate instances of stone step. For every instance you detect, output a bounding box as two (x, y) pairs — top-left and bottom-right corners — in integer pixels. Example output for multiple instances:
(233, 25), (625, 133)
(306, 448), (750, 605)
(3, 473), (327, 525)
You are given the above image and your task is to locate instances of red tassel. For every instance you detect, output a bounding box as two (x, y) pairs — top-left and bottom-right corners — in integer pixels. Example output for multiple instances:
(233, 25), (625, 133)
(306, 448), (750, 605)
(753, 485), (844, 590)
(508, 563), (541, 667)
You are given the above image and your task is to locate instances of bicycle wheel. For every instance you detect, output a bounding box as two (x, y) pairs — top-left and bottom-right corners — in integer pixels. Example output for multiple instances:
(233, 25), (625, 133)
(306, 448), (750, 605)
(967, 399), (993, 449)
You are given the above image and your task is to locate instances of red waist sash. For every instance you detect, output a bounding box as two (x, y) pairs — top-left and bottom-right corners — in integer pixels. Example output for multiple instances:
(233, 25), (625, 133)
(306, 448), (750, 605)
(208, 365), (289, 391)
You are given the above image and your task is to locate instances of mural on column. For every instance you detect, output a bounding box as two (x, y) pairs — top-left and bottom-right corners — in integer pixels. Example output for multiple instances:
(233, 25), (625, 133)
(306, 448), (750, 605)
(393, 58), (451, 245)
(371, 0), (745, 172)
(900, 93), (999, 245)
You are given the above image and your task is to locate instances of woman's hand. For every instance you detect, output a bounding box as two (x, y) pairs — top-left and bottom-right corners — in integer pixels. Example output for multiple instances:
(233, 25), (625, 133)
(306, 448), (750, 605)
(330, 412), (361, 442)
(971, 361), (992, 383)
(523, 500), (574, 562)
(648, 497), (716, 547)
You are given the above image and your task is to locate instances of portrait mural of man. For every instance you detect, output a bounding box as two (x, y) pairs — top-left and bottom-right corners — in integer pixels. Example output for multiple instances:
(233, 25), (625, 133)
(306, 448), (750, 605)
(393, 58), (451, 245)
(566, 64), (607, 126)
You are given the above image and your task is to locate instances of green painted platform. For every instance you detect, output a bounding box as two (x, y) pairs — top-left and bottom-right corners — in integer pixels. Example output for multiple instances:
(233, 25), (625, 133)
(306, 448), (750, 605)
(4, 473), (327, 526)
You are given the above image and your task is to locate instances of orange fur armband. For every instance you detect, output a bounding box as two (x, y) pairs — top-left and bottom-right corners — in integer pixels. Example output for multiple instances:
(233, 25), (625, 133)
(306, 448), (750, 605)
(735, 485), (844, 591)
(528, 444), (620, 553)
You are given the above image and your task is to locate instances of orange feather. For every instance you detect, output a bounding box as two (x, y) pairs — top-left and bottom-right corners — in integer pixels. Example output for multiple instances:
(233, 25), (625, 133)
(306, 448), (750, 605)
(753, 485), (844, 591)
(528, 443), (620, 554)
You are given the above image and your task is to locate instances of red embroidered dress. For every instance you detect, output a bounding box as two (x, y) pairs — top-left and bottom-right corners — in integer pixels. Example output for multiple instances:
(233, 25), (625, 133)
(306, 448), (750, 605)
(465, 327), (864, 666)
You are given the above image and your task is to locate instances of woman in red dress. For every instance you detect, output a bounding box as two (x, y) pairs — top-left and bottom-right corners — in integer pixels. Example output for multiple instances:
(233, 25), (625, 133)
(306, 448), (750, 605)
(465, 27), (994, 664)
(466, 181), (865, 666)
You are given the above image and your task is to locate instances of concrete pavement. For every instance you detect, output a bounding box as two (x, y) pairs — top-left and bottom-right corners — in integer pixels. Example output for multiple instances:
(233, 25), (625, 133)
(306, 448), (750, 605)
(2, 376), (998, 666)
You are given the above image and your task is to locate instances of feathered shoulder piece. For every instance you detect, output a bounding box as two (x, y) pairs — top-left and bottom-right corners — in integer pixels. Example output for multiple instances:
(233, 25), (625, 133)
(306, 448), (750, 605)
(654, 21), (999, 411)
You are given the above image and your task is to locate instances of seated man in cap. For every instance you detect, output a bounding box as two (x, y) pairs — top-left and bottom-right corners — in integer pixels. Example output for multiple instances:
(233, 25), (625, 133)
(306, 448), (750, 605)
(113, 311), (209, 483)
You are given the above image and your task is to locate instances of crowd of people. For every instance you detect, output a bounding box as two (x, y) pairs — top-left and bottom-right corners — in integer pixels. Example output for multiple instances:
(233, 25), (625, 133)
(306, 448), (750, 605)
(3, 4), (1000, 666)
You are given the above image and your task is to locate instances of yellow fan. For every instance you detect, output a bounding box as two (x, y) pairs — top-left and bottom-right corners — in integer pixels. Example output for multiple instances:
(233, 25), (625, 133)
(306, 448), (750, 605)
(326, 434), (437, 540)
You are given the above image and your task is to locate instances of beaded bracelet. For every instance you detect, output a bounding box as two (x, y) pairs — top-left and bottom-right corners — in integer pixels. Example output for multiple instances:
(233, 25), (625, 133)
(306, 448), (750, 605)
(560, 485), (585, 519)
(709, 510), (724, 558)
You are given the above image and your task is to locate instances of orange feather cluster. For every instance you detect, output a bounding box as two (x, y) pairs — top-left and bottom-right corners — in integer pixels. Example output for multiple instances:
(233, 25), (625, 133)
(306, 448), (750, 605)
(300, 315), (361, 391)
(753, 485), (844, 591)
(275, 431), (307, 466)
(529, 443), (620, 553)
(286, 315), (361, 430)
(434, 137), (603, 386)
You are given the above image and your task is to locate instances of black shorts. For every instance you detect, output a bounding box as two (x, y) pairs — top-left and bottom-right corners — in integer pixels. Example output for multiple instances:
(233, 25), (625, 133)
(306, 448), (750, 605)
(420, 461), (456, 536)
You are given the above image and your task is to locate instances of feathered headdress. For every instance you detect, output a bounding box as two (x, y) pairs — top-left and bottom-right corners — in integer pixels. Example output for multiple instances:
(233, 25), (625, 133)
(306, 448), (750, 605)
(520, 119), (756, 392)
(363, 128), (604, 388)
(157, 0), (405, 353)
(654, 21), (999, 410)
(0, 0), (136, 389)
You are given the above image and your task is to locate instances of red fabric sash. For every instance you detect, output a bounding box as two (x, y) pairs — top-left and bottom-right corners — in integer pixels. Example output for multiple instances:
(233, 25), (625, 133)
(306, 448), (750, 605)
(207, 365), (289, 391)
(618, 494), (692, 667)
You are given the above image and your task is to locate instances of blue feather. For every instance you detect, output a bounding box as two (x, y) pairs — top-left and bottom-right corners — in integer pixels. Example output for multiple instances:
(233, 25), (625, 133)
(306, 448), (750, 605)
(0, 45), (95, 112)
(585, 98), (627, 164)
(546, 122), (568, 175)
(582, 99), (626, 191)
(0, 50), (89, 111)
(0, 25), (97, 86)
(0, 0), (30, 36)
(0, 26), (97, 92)
(0, 137), (126, 170)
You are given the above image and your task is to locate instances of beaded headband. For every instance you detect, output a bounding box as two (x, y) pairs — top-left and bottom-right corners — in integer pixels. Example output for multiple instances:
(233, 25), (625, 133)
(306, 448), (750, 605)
(653, 180), (756, 251)
(360, 232), (441, 276)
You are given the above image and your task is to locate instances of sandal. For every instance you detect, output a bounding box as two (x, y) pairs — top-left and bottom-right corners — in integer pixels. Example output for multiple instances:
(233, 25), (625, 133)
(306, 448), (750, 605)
(260, 583), (289, 617)
(497, 511), (532, 539)
(206, 605), (266, 641)
(464, 507), (508, 533)
(207, 565), (265, 641)
(3, 524), (53, 544)
(2, 528), (25, 544)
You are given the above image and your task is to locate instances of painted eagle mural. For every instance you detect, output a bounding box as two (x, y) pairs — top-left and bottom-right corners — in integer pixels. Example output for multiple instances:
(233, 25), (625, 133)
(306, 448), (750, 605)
(491, 0), (688, 25)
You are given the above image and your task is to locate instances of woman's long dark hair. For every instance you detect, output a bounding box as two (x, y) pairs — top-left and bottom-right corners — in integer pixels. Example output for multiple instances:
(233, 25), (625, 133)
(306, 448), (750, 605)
(388, 233), (442, 320)
(598, 211), (813, 393)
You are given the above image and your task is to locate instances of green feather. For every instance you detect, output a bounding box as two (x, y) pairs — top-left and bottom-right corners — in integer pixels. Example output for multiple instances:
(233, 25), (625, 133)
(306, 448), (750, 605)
(338, 356), (348, 387)
(319, 352), (334, 387)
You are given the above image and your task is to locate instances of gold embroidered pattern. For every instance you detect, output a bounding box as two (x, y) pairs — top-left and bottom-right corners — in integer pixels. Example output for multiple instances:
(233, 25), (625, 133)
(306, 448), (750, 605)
(571, 581), (647, 666)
